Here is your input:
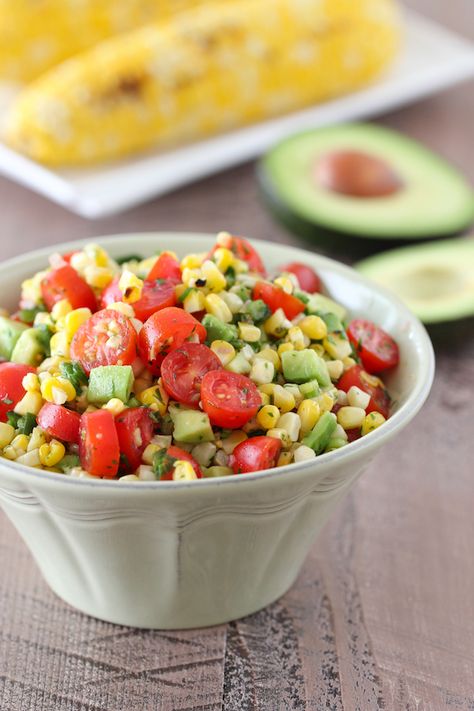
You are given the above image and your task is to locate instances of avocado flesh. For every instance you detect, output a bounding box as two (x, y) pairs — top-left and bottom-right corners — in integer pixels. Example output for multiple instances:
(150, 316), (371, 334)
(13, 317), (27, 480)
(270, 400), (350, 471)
(259, 124), (474, 241)
(0, 317), (28, 360)
(355, 237), (474, 324)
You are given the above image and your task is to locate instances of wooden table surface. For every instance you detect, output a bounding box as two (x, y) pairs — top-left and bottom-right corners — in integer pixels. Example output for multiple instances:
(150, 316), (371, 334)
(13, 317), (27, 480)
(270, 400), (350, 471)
(1, 2), (473, 709)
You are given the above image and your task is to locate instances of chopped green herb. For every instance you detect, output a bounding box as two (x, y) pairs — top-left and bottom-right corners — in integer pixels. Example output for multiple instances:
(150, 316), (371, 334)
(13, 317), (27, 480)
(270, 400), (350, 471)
(14, 412), (37, 435)
(246, 299), (271, 324)
(116, 254), (143, 265)
(60, 361), (88, 392)
(152, 449), (177, 479)
(6, 411), (20, 428)
(58, 454), (80, 473)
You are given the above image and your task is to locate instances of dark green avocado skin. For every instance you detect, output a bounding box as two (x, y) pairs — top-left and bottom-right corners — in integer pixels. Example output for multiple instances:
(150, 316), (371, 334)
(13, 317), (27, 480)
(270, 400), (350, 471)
(257, 161), (474, 258)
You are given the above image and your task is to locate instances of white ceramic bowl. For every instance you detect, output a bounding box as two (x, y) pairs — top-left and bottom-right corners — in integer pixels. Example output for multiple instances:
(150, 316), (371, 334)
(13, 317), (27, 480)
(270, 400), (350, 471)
(0, 233), (434, 629)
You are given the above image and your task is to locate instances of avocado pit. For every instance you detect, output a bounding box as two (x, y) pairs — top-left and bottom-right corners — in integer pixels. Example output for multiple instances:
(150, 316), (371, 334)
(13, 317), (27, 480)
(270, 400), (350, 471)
(314, 149), (403, 198)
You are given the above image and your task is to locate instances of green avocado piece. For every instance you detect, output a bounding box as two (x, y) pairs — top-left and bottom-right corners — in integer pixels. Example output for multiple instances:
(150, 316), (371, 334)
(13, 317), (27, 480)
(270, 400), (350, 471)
(302, 412), (338, 454)
(355, 236), (474, 326)
(169, 405), (215, 443)
(281, 349), (330, 386)
(202, 314), (239, 346)
(298, 292), (346, 322)
(259, 123), (474, 243)
(0, 317), (28, 360)
(226, 352), (251, 375)
(88, 365), (134, 404)
(10, 328), (47, 366)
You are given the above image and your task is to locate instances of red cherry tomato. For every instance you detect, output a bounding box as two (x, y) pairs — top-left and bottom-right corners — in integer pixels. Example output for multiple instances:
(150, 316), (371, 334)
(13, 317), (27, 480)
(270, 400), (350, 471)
(278, 262), (322, 293)
(37, 403), (81, 443)
(115, 407), (154, 473)
(346, 428), (362, 443)
(79, 410), (120, 478)
(0, 363), (35, 422)
(62, 251), (78, 264)
(147, 252), (182, 283)
(41, 265), (97, 312)
(347, 319), (399, 374)
(138, 307), (206, 375)
(101, 277), (177, 322)
(161, 343), (222, 407)
(159, 446), (203, 480)
(70, 309), (137, 374)
(253, 282), (305, 320)
(230, 436), (282, 474)
(200, 371), (261, 429)
(208, 235), (266, 276)
(337, 365), (390, 419)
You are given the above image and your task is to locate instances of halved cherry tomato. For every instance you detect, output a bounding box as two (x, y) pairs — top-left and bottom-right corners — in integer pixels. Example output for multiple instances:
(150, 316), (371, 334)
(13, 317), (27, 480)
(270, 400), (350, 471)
(37, 403), (81, 443)
(230, 436), (282, 474)
(347, 319), (399, 374)
(147, 252), (182, 283)
(79, 410), (120, 478)
(253, 282), (305, 320)
(101, 277), (177, 322)
(138, 307), (206, 375)
(70, 309), (137, 374)
(337, 365), (390, 418)
(278, 262), (322, 293)
(41, 265), (97, 312)
(0, 363), (35, 422)
(115, 407), (154, 473)
(62, 251), (78, 264)
(200, 371), (261, 429)
(159, 446), (202, 480)
(208, 235), (266, 276)
(161, 343), (222, 407)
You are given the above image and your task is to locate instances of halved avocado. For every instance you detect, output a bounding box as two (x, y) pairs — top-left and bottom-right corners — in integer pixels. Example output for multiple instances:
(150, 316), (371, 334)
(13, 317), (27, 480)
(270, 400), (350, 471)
(259, 124), (474, 246)
(355, 237), (474, 327)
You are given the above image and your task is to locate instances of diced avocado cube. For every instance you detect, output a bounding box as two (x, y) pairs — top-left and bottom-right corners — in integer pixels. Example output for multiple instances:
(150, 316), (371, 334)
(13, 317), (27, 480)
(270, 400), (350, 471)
(10, 328), (47, 366)
(226, 352), (251, 375)
(0, 317), (28, 360)
(202, 466), (233, 478)
(169, 405), (215, 443)
(202, 314), (239, 346)
(88, 365), (134, 404)
(299, 379), (321, 399)
(302, 412), (338, 454)
(321, 312), (345, 334)
(281, 349), (330, 386)
(300, 292), (347, 321)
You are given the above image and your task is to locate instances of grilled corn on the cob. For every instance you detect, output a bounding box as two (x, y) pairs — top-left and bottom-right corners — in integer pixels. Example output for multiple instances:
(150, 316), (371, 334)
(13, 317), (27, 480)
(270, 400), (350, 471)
(5, 0), (401, 165)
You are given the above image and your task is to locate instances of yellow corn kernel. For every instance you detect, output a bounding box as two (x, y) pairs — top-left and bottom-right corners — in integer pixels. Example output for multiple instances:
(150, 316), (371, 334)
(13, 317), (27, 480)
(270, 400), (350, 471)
(267, 428), (292, 450)
(201, 260), (227, 292)
(180, 254), (204, 271)
(255, 347), (281, 371)
(277, 450), (294, 467)
(34, 312), (56, 330)
(119, 474), (140, 482)
(138, 382), (168, 415)
(84, 243), (109, 268)
(286, 326), (309, 350)
(310, 343), (326, 357)
(142, 443), (160, 465)
(183, 289), (206, 314)
(63, 308), (92, 339)
(257, 404), (280, 430)
(21, 271), (48, 305)
(326, 360), (344, 381)
(233, 258), (249, 274)
(278, 342), (294, 357)
(361, 411), (386, 436)
(41, 376), (76, 404)
(50, 331), (71, 358)
(119, 270), (143, 304)
(259, 383), (275, 398)
(213, 247), (234, 273)
(273, 276), (293, 294)
(107, 301), (135, 319)
(323, 334), (352, 360)
(238, 322), (261, 343)
(11, 434), (29, 453)
(37, 356), (64, 374)
(14, 390), (43, 416)
(173, 460), (198, 481)
(22, 373), (40, 392)
(204, 294), (232, 323)
(317, 392), (335, 413)
(343, 356), (357, 370)
(220, 430), (247, 455)
(273, 384), (296, 413)
(39, 440), (66, 467)
(102, 398), (126, 416)
(2, 447), (18, 460)
(0, 423), (15, 449)
(264, 308), (289, 337)
(299, 316), (328, 341)
(181, 267), (202, 288)
(259, 392), (270, 407)
(28, 427), (47, 452)
(16, 449), (42, 468)
(337, 406), (366, 430)
(51, 299), (72, 321)
(298, 399), (321, 434)
(210, 340), (236, 366)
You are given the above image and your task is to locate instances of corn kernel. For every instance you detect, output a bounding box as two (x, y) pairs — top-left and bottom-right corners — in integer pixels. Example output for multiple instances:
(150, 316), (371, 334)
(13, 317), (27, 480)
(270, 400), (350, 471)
(255, 347), (280, 371)
(119, 270), (143, 304)
(0, 423), (15, 449)
(210, 340), (236, 366)
(326, 360), (344, 381)
(284, 383), (303, 406)
(51, 299), (72, 321)
(103, 398), (126, 416)
(173, 460), (198, 481)
(28, 427), (47, 452)
(181, 254), (204, 270)
(84, 243), (109, 268)
(257, 405), (280, 430)
(273, 384), (295, 413)
(142, 443), (160, 465)
(293, 445), (317, 463)
(201, 260), (227, 292)
(267, 428), (292, 449)
(119, 474), (140, 482)
(347, 386), (371, 410)
(183, 289), (206, 314)
(278, 342), (294, 357)
(22, 373), (40, 392)
(41, 376), (76, 404)
(343, 357), (357, 370)
(297, 399), (321, 434)
(233, 258), (249, 274)
(39, 440), (66, 467)
(276, 412), (301, 441)
(238, 322), (261, 343)
(220, 431), (247, 455)
(250, 358), (275, 386)
(220, 291), (244, 314)
(317, 392), (336, 412)
(50, 331), (71, 358)
(213, 247), (234, 273)
(11, 434), (30, 453)
(34, 312), (55, 329)
(16, 449), (42, 468)
(299, 316), (328, 341)
(277, 450), (294, 466)
(264, 308), (290, 337)
(274, 276), (293, 294)
(337, 406), (366, 430)
(324, 334), (352, 360)
(138, 382), (168, 415)
(361, 411), (386, 436)
(37, 356), (64, 374)
(14, 390), (43, 416)
(204, 294), (232, 323)
(63, 308), (92, 339)
(310, 343), (326, 357)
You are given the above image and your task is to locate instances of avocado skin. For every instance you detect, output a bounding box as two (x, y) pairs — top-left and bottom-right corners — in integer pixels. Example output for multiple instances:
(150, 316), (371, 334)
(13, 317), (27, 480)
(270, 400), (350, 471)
(257, 160), (473, 258)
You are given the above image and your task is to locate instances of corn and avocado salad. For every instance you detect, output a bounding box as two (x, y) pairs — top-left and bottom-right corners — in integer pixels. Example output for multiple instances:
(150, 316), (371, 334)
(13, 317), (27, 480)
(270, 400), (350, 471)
(0, 233), (399, 481)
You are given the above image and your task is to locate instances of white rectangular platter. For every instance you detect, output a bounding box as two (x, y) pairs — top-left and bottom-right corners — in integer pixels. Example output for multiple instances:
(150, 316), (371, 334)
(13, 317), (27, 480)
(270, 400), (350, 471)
(0, 10), (473, 219)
